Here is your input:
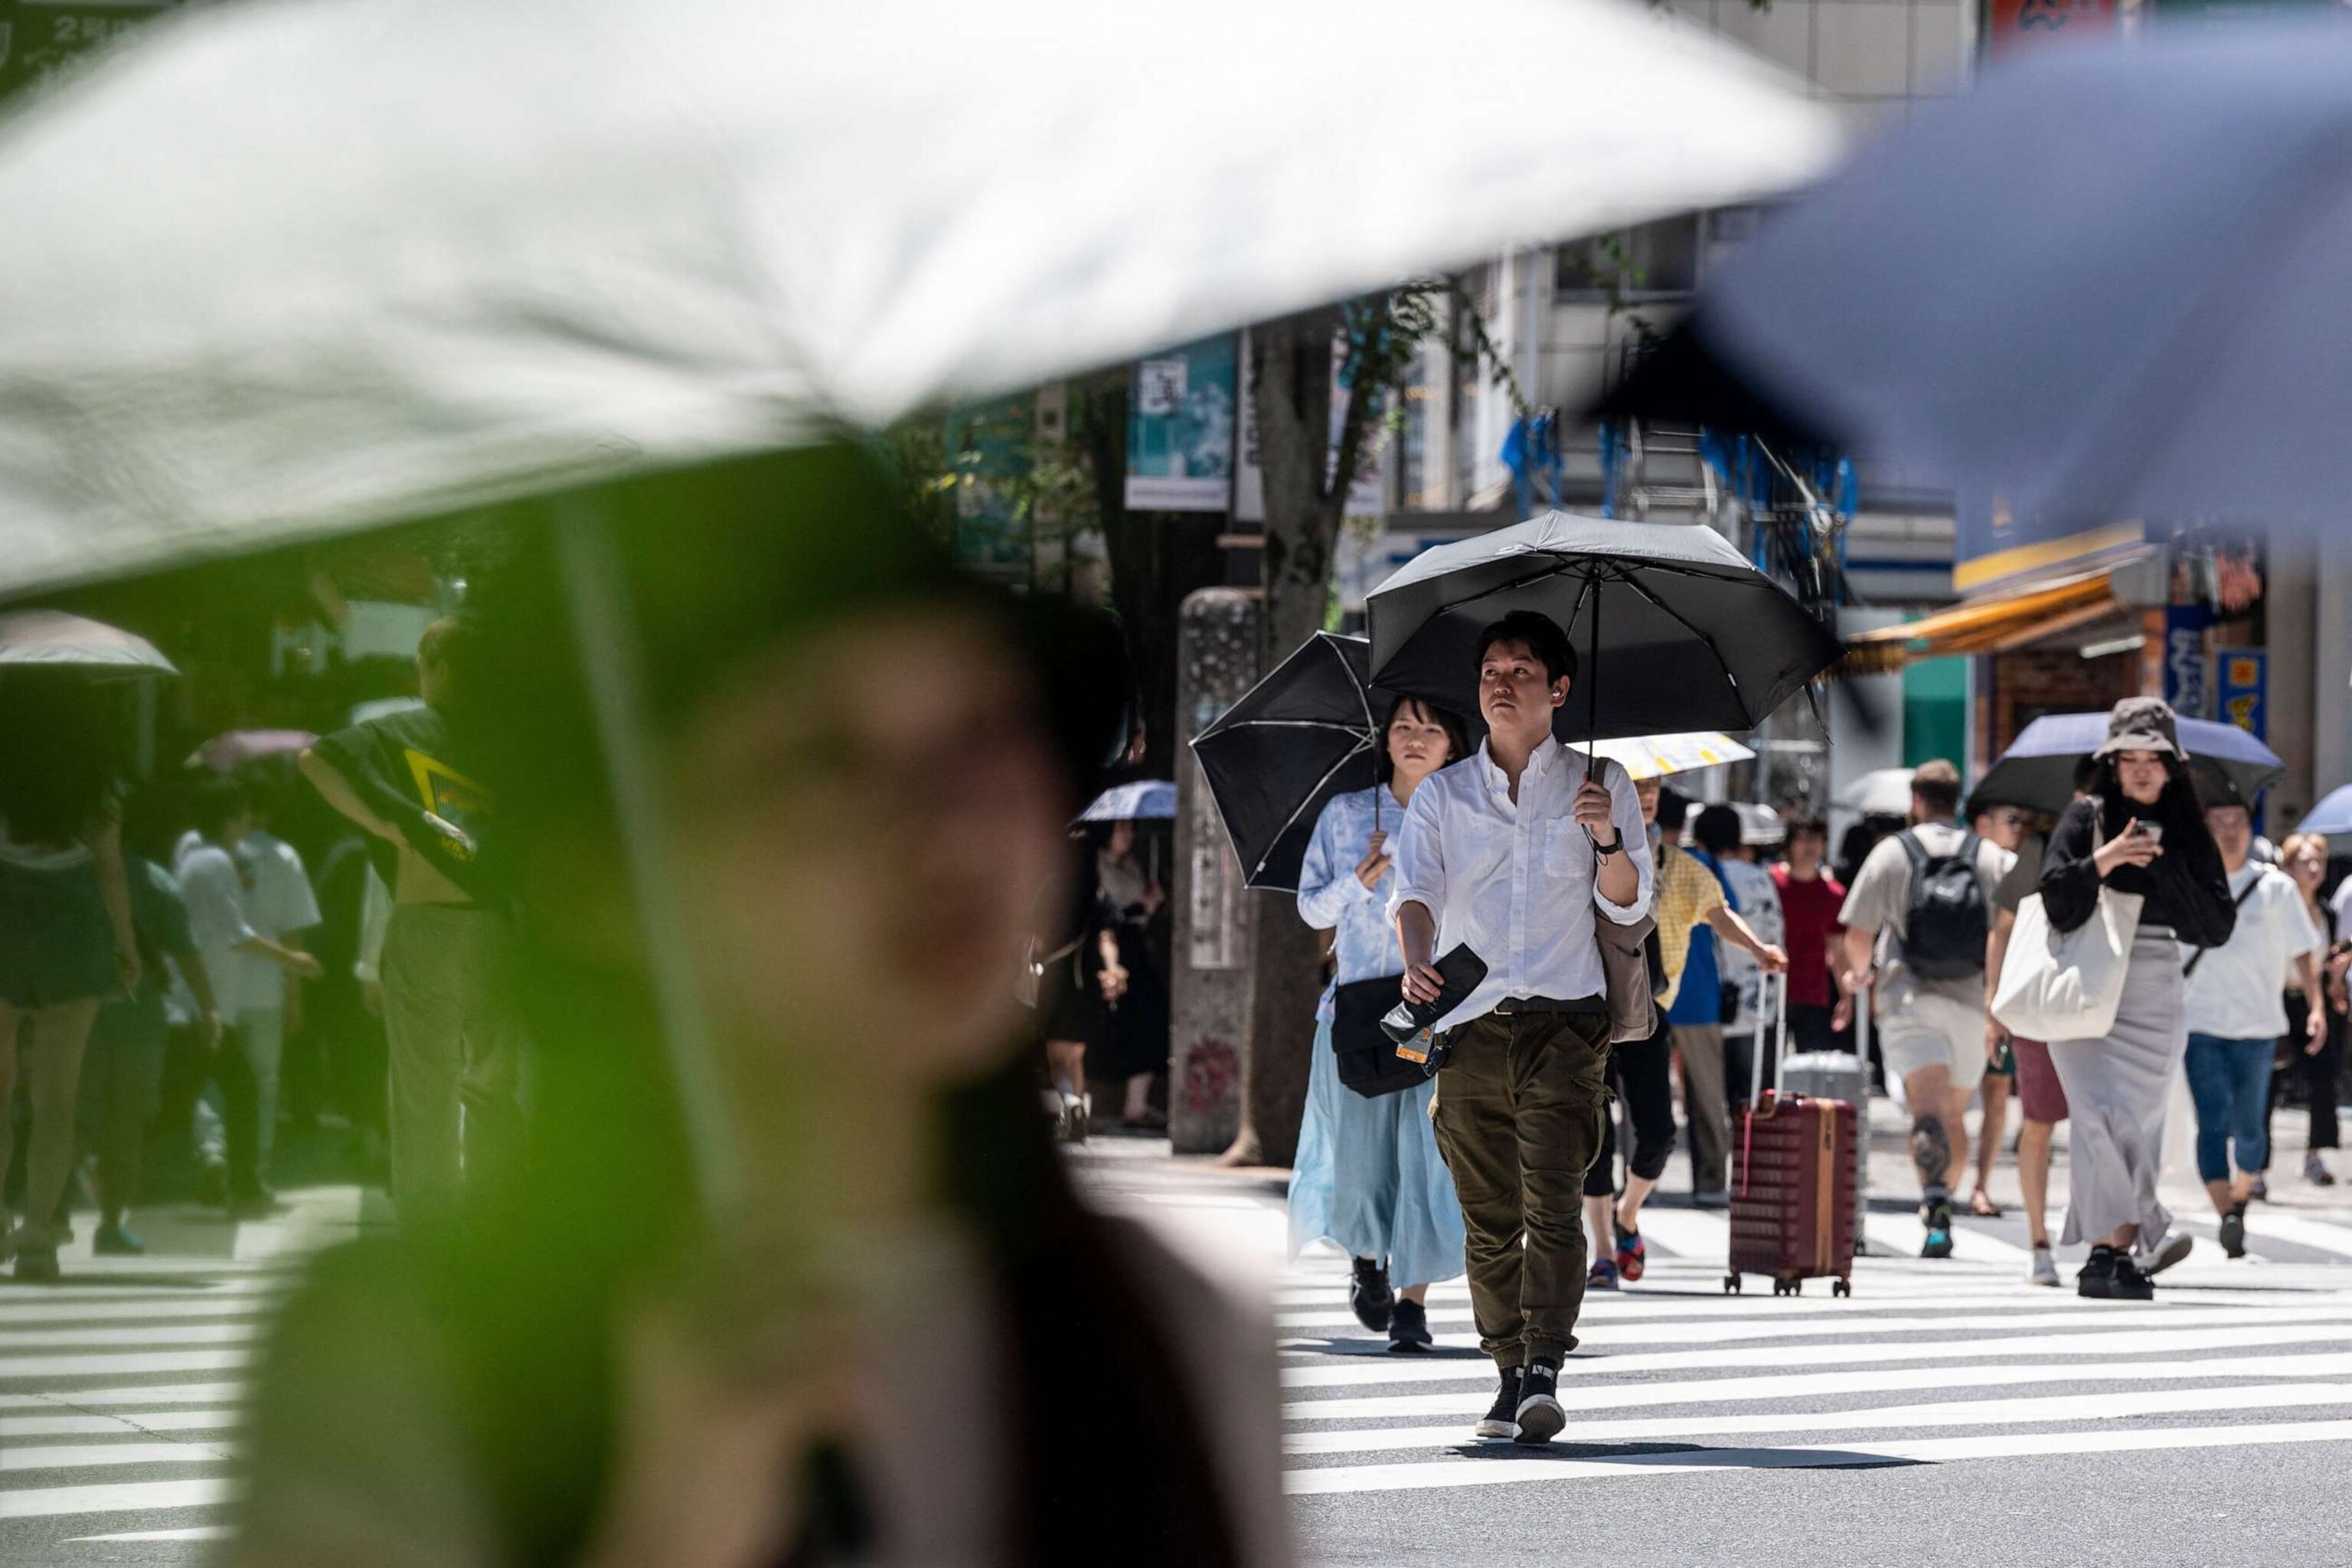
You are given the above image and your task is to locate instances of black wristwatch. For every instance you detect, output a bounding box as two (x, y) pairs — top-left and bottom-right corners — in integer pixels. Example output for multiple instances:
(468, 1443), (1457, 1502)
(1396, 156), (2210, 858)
(1592, 833), (1624, 858)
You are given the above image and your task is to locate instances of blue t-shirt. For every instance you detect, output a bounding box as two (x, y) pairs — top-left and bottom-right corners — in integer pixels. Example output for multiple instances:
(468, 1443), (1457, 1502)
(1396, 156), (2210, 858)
(1666, 850), (1736, 1026)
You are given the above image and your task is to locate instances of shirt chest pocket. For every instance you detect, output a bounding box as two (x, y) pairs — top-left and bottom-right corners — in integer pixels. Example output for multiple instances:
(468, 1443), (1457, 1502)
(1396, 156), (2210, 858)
(1542, 818), (1590, 877)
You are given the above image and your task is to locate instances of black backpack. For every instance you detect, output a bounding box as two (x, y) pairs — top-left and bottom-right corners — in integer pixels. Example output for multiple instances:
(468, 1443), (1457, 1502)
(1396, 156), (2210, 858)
(1896, 828), (1990, 980)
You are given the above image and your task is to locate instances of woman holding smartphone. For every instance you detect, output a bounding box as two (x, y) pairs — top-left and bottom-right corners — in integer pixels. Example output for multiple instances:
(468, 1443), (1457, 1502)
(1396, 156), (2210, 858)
(2038, 698), (2236, 1299)
(1288, 697), (1470, 1351)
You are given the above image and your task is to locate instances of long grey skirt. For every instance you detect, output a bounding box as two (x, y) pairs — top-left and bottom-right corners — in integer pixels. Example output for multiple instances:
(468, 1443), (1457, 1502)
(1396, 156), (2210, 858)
(2048, 927), (2184, 1250)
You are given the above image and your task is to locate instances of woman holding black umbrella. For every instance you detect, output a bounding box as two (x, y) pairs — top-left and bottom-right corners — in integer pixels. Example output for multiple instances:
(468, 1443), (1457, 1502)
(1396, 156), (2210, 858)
(1288, 697), (1471, 1352)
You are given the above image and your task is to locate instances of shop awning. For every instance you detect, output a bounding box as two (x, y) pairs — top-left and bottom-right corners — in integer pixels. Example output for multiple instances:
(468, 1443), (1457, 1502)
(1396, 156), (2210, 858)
(1843, 569), (2126, 674)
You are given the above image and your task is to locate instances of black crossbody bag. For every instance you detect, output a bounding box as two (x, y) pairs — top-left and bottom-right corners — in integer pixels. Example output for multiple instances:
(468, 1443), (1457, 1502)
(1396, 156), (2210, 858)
(1331, 976), (1428, 1098)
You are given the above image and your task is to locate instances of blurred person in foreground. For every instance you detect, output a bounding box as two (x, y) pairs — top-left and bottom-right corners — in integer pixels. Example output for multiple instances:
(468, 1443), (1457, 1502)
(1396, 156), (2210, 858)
(1289, 696), (1469, 1351)
(224, 446), (1288, 1568)
(0, 670), (142, 1280)
(2040, 700), (2234, 1299)
(302, 616), (520, 1227)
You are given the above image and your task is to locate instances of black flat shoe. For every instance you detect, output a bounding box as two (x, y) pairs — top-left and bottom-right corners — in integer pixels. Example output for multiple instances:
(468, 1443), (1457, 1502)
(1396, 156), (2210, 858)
(1349, 1256), (1393, 1334)
(1387, 1298), (1433, 1352)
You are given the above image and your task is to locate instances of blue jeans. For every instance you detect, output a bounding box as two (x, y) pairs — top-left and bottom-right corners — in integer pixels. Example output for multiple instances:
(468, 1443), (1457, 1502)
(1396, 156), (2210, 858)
(2184, 1033), (2276, 1184)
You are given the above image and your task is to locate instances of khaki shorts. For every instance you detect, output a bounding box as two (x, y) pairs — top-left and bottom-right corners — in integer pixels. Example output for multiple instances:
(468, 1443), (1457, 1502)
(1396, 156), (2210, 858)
(1877, 984), (1988, 1092)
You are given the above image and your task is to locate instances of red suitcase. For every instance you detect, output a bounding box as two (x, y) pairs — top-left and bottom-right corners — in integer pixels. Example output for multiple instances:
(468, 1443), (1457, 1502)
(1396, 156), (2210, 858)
(1726, 1089), (1857, 1298)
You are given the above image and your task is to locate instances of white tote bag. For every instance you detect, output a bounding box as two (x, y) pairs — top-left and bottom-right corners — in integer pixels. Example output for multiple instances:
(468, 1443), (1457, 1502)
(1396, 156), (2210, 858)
(1992, 887), (2145, 1043)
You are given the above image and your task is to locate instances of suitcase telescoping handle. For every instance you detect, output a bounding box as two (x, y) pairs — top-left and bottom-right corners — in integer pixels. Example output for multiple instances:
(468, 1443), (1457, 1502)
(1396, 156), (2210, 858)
(1749, 969), (1788, 1110)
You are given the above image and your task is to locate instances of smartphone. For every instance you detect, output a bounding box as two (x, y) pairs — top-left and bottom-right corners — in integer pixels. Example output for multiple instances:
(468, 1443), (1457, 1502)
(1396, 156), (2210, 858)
(1383, 944), (1490, 1061)
(2132, 818), (2164, 844)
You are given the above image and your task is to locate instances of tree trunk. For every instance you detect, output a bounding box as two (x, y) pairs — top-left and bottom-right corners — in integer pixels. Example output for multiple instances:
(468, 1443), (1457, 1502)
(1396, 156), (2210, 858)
(1084, 369), (1225, 779)
(1223, 307), (1360, 1169)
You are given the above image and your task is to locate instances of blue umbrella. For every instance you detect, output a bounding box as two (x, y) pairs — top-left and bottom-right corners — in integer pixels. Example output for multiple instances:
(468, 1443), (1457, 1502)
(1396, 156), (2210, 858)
(1602, 21), (2352, 535)
(1076, 779), (1177, 823)
(1975, 713), (2285, 816)
(2296, 786), (2352, 839)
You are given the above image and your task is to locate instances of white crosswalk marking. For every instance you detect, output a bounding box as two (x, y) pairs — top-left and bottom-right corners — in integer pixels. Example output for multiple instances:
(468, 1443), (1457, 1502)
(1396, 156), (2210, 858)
(0, 1187), (372, 1560)
(1269, 1202), (2352, 1501)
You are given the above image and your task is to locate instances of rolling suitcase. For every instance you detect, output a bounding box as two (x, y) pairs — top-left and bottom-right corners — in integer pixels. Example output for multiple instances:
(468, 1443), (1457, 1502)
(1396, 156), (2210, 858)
(1778, 1047), (1871, 1259)
(1728, 977), (1858, 1296)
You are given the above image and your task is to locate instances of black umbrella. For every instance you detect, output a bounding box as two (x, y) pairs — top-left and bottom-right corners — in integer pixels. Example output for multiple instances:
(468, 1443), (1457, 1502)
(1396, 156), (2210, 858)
(1192, 633), (1406, 892)
(1365, 511), (1842, 743)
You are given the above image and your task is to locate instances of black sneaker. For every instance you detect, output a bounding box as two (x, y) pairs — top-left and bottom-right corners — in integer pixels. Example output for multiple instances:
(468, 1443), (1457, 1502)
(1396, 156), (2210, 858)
(1387, 1298), (1433, 1353)
(2220, 1205), (2247, 1259)
(1349, 1257), (1393, 1334)
(2106, 1253), (2154, 1301)
(1513, 1361), (1566, 1445)
(12, 1239), (58, 1284)
(1474, 1367), (1524, 1440)
(2077, 1244), (2118, 1298)
(1921, 1194), (1956, 1259)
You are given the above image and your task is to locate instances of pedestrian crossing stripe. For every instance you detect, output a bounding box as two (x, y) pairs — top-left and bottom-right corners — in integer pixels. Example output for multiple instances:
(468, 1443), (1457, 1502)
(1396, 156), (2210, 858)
(1281, 1317), (2352, 1388)
(2, 1410), (241, 1438)
(2, 1442), (236, 1473)
(1284, 1417), (2352, 1495)
(1276, 1297), (2350, 1337)
(1283, 1347), (2352, 1422)
(1284, 1380), (2352, 1455)
(0, 1478), (236, 1521)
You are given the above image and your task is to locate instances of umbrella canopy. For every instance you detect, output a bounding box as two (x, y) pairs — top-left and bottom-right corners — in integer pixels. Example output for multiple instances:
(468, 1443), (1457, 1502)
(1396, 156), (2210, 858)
(1975, 713), (2287, 816)
(1076, 781), (1178, 825)
(190, 729), (318, 774)
(0, 0), (1839, 599)
(1619, 21), (2352, 534)
(2297, 786), (2352, 839)
(1835, 767), (1915, 818)
(1192, 633), (1406, 891)
(0, 608), (175, 676)
(1587, 730), (1755, 782)
(1365, 512), (1843, 743)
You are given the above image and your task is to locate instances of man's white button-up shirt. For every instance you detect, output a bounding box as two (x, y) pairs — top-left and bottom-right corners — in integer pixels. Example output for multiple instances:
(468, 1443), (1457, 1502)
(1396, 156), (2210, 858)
(1388, 737), (1654, 1031)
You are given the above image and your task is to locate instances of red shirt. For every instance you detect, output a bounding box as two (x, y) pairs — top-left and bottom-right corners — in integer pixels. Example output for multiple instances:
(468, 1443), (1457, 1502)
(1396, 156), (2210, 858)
(1772, 864), (1847, 1008)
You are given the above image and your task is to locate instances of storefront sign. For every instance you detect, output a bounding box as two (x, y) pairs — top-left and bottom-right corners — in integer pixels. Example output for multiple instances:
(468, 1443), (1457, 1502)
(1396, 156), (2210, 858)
(1952, 490), (2146, 598)
(1125, 335), (1237, 513)
(2163, 602), (2216, 720)
(2216, 649), (2267, 740)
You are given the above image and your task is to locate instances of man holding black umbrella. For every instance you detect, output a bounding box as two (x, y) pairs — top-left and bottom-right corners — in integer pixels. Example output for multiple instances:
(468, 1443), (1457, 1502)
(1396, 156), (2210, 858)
(1390, 610), (1653, 1446)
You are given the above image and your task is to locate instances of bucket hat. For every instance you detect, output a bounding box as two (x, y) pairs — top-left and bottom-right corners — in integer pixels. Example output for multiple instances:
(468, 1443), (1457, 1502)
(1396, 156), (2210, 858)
(2092, 695), (2187, 760)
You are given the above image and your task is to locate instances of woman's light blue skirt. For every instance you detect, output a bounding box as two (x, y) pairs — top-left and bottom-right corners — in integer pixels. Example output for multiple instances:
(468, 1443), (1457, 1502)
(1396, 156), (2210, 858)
(1287, 1019), (1466, 1286)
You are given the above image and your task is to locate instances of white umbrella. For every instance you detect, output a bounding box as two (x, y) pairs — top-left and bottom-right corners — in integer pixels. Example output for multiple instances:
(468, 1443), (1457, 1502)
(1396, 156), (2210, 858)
(1589, 730), (1755, 782)
(0, 608), (175, 677)
(1075, 780), (1178, 824)
(0, 0), (1839, 598)
(1836, 766), (1915, 818)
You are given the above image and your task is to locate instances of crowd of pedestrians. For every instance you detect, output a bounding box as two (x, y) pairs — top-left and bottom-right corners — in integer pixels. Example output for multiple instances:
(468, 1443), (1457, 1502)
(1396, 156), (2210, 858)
(0, 616), (513, 1279)
(1285, 671), (2352, 1412)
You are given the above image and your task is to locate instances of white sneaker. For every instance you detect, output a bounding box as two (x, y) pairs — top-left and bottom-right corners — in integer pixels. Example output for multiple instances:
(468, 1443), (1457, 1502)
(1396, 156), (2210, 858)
(2028, 1244), (2060, 1287)
(2141, 1232), (2194, 1277)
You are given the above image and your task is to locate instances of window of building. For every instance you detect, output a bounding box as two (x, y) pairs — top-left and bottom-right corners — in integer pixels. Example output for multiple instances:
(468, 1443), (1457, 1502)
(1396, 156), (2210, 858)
(1554, 215), (1700, 301)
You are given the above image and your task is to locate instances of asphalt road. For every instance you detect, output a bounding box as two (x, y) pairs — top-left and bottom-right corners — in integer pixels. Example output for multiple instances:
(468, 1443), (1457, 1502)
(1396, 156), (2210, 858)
(1072, 1136), (2352, 1568)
